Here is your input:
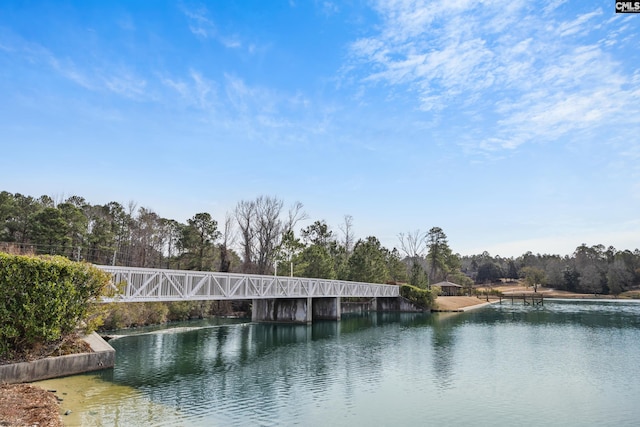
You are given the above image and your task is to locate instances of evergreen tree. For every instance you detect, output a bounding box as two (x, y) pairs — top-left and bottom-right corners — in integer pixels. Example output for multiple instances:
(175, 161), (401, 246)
(347, 236), (389, 283)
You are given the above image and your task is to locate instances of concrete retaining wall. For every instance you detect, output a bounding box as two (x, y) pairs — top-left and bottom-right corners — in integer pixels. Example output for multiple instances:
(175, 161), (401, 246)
(377, 297), (428, 312)
(0, 333), (115, 385)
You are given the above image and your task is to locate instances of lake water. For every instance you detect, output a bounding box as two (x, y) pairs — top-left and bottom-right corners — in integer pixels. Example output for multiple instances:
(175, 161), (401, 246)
(38, 300), (640, 426)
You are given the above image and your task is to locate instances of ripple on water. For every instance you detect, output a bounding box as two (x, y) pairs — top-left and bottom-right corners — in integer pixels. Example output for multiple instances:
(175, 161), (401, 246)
(35, 374), (184, 427)
(38, 306), (640, 426)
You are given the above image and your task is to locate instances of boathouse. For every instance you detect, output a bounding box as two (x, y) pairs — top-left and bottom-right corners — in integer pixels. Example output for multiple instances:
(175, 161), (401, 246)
(433, 280), (463, 296)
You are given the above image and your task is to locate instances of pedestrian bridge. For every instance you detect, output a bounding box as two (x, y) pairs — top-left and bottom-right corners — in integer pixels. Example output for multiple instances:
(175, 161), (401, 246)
(96, 265), (403, 323)
(98, 265), (399, 302)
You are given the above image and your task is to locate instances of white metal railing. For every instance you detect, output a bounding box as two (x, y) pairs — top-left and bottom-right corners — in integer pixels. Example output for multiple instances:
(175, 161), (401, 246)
(96, 265), (399, 302)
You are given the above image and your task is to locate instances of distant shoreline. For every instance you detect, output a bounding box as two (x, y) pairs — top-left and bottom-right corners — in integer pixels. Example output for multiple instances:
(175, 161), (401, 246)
(434, 285), (639, 312)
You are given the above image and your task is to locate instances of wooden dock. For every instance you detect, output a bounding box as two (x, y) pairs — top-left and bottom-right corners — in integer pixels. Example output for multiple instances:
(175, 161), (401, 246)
(501, 294), (544, 306)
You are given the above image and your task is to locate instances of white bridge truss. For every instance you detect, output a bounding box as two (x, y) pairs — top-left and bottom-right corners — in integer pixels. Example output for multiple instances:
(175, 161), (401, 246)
(97, 265), (399, 303)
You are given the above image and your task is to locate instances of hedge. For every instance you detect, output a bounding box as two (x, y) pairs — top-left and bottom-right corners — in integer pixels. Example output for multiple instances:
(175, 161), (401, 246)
(399, 283), (438, 308)
(0, 253), (111, 357)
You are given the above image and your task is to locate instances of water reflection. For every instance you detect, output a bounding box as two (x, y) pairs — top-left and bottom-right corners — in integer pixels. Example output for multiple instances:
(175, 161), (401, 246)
(96, 313), (436, 424)
(430, 313), (459, 390)
(51, 301), (640, 426)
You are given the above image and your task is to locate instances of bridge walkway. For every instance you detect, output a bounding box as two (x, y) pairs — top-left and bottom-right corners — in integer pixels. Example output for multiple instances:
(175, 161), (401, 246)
(97, 265), (399, 303)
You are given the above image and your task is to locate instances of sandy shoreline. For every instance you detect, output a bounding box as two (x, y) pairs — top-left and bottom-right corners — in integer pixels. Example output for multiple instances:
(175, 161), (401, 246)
(433, 296), (498, 312)
(433, 285), (629, 312)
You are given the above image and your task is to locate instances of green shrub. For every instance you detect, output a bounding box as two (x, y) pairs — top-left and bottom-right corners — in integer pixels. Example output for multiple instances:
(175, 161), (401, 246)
(0, 253), (111, 357)
(189, 301), (216, 318)
(167, 301), (192, 321)
(100, 302), (168, 329)
(400, 284), (437, 308)
(99, 300), (239, 331)
(142, 302), (169, 325)
(474, 288), (503, 297)
(100, 303), (130, 330)
(101, 301), (216, 330)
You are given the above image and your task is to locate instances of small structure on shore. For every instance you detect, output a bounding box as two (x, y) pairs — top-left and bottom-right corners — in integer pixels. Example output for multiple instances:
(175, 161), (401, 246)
(433, 281), (463, 296)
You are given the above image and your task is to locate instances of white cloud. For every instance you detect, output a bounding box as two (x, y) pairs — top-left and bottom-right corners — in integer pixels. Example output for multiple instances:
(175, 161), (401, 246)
(319, 1), (340, 16)
(557, 9), (603, 37)
(0, 34), (96, 91)
(220, 37), (242, 49)
(49, 56), (96, 90)
(347, 0), (640, 153)
(161, 70), (217, 110)
(180, 4), (243, 49)
(1, 31), (150, 100)
(181, 4), (216, 39)
(190, 71), (215, 109)
(103, 70), (148, 99)
(160, 68), (328, 146)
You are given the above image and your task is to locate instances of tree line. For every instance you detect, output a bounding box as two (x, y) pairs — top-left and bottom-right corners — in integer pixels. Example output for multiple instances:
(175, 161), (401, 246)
(1, 191), (639, 295)
(460, 246), (640, 295)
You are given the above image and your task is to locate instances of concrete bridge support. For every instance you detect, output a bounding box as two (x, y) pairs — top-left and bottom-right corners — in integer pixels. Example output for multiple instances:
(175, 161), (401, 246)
(312, 297), (341, 321)
(252, 297), (342, 323)
(252, 298), (313, 323)
(251, 296), (425, 324)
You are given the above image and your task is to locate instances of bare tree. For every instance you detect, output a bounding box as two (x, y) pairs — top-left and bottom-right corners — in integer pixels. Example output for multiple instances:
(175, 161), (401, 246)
(285, 201), (308, 234)
(399, 229), (429, 288)
(131, 207), (165, 267)
(254, 196), (284, 274)
(219, 211), (236, 272)
(127, 200), (138, 217)
(235, 199), (256, 272)
(339, 214), (355, 256)
(162, 218), (183, 268)
(234, 196), (304, 275)
(398, 229), (426, 259)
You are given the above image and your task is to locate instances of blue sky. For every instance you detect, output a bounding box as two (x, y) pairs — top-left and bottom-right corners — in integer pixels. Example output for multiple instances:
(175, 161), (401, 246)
(1, 0), (639, 257)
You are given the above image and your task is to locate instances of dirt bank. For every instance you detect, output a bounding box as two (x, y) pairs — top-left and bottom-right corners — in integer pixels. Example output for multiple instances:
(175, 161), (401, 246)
(0, 384), (63, 427)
